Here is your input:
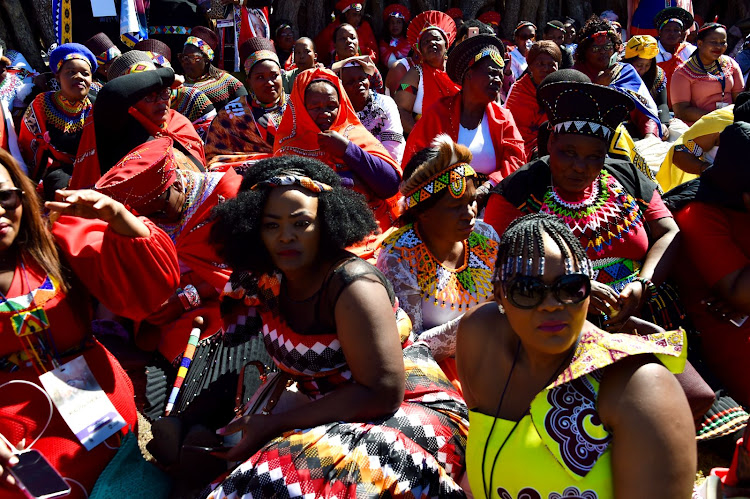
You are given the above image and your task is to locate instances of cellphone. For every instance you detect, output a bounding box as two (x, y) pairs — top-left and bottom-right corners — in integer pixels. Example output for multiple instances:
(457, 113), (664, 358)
(730, 315), (748, 327)
(468, 27), (479, 38)
(182, 444), (233, 455)
(8, 450), (70, 499)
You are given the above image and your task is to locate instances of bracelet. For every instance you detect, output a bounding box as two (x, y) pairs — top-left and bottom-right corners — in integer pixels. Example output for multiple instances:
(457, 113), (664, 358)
(181, 284), (201, 310)
(176, 287), (190, 311)
(635, 277), (658, 302)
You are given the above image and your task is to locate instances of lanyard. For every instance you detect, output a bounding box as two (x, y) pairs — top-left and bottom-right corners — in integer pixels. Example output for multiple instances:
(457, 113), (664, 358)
(696, 56), (726, 99)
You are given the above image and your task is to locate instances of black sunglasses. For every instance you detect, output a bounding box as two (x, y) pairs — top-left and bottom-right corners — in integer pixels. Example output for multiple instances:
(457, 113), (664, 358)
(0, 188), (23, 210)
(505, 273), (591, 309)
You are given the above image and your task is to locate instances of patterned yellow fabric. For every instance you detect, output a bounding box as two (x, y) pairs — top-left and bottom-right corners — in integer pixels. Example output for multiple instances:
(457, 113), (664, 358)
(466, 326), (686, 499)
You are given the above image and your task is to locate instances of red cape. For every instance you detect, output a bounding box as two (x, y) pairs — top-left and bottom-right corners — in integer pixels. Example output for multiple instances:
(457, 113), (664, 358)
(505, 74), (547, 157)
(404, 92), (527, 184)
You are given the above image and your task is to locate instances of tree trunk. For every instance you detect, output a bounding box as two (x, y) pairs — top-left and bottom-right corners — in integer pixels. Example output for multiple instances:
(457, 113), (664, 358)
(461, 0), (492, 21)
(0, 0), (45, 69)
(29, 0), (56, 48)
(566, 0), (592, 25)
(500, 0), (522, 41)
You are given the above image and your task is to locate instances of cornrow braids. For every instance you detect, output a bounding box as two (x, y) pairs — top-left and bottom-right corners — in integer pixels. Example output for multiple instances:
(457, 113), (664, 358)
(493, 213), (592, 287)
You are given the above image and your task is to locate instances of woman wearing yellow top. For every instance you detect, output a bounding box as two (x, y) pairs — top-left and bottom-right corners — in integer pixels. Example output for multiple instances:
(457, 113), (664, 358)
(456, 213), (696, 498)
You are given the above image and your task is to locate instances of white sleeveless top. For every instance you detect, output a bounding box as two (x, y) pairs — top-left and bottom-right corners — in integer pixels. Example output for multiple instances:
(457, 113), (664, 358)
(457, 112), (497, 175)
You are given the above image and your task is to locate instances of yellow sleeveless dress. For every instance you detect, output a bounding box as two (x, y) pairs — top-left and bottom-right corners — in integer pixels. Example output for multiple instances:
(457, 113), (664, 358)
(466, 326), (686, 499)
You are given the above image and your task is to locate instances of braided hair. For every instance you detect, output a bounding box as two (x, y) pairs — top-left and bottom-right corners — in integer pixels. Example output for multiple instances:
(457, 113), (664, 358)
(494, 214), (592, 287)
(575, 15), (621, 62)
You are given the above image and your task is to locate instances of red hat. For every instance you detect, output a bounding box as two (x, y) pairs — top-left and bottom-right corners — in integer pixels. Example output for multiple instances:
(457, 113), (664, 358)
(446, 8), (463, 20)
(335, 0), (363, 14)
(478, 11), (502, 26)
(407, 11), (457, 49)
(383, 4), (411, 23)
(95, 137), (177, 212)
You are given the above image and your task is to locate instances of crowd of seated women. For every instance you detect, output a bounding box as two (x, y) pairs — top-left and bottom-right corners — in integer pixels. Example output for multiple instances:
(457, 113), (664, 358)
(0, 3), (750, 498)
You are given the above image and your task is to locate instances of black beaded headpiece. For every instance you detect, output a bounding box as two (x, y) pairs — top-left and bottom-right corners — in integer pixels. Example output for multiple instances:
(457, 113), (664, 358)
(537, 81), (633, 141)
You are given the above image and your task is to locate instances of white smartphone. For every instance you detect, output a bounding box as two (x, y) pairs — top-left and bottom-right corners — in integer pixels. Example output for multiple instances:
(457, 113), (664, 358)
(8, 450), (71, 499)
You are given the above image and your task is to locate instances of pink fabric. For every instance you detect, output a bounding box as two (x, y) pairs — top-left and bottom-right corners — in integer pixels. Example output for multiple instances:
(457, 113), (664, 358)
(670, 57), (744, 121)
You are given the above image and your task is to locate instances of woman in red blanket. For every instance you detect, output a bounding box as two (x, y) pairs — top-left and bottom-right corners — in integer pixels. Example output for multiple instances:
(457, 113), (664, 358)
(315, 0), (379, 66)
(379, 4), (411, 68)
(273, 67), (401, 258)
(0, 148), (179, 498)
(505, 40), (562, 158)
(404, 34), (526, 199)
(70, 60), (206, 190)
(394, 11), (458, 135)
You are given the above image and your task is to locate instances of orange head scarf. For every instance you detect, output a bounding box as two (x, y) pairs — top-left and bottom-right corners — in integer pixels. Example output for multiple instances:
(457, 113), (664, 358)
(273, 67), (399, 175)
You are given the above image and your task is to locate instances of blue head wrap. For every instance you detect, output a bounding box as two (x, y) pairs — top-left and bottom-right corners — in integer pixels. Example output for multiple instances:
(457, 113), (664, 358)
(49, 43), (98, 75)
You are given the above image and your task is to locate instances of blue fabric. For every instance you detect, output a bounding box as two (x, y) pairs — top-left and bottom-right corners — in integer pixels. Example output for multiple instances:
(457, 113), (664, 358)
(631, 0), (679, 29)
(49, 43), (98, 74)
(610, 62), (663, 136)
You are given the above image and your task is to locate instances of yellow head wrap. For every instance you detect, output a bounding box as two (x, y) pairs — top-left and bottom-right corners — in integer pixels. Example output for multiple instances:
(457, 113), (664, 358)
(625, 35), (659, 60)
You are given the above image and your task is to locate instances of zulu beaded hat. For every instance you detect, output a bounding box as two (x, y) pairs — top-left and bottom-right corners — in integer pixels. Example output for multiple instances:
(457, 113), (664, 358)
(653, 7), (693, 31)
(135, 38), (173, 62)
(537, 81), (634, 141)
(108, 50), (156, 79)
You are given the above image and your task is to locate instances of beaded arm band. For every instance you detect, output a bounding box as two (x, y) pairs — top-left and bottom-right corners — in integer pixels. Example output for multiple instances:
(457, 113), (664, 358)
(177, 284), (201, 311)
(635, 277), (658, 302)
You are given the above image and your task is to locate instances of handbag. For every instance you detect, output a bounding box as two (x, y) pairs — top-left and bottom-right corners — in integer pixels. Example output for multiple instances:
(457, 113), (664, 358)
(234, 361), (291, 417)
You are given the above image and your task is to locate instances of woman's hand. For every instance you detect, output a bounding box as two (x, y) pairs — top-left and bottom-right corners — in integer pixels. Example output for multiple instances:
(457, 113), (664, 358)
(171, 74), (185, 89)
(589, 280), (621, 317)
(46, 189), (151, 238)
(146, 293), (186, 325)
(0, 439), (18, 489)
(215, 414), (279, 462)
(317, 131), (349, 155)
(605, 281), (644, 330)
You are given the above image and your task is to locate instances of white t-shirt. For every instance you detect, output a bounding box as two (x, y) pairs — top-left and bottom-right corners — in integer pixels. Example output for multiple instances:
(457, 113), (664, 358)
(509, 47), (528, 80)
(457, 112), (497, 176)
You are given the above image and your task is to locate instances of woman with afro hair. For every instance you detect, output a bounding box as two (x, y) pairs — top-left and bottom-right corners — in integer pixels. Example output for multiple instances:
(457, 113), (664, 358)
(204, 155), (469, 498)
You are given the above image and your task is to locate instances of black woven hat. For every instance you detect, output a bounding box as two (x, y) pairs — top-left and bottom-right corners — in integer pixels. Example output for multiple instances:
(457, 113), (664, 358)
(135, 39), (172, 62)
(239, 36), (278, 72)
(537, 81), (633, 141)
(653, 7), (693, 31)
(108, 50), (156, 80)
(446, 34), (505, 84)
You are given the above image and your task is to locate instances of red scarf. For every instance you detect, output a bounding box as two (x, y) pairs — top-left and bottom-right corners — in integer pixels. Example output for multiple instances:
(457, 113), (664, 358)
(421, 64), (460, 116)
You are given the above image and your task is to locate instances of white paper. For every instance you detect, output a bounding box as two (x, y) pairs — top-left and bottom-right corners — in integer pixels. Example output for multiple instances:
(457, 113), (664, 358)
(39, 356), (126, 451)
(90, 0), (117, 17)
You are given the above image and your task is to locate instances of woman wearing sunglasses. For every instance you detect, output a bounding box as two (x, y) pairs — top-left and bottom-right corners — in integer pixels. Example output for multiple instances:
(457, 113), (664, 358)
(456, 213), (695, 498)
(485, 80), (681, 333)
(70, 51), (207, 190)
(0, 148), (180, 498)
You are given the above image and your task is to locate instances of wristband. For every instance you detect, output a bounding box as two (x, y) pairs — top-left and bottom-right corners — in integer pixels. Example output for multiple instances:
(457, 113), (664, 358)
(176, 287), (190, 311)
(635, 277), (657, 302)
(182, 284), (201, 310)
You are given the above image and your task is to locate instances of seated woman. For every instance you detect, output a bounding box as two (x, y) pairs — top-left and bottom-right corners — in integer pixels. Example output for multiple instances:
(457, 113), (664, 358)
(135, 38), (217, 139)
(334, 55), (405, 164)
(70, 52), (206, 189)
(573, 17), (662, 139)
(273, 21), (295, 70)
(204, 38), (286, 171)
(330, 24), (384, 92)
(180, 26), (247, 110)
(509, 21), (536, 80)
(282, 37), (320, 94)
(674, 120), (750, 407)
(0, 148), (180, 498)
(656, 93), (750, 192)
(379, 4), (411, 69)
(395, 11), (458, 135)
(273, 67), (401, 257)
(457, 213), (696, 499)
(18, 44), (96, 196)
(653, 7), (696, 108)
(671, 23), (745, 126)
(377, 135), (499, 387)
(485, 80), (681, 332)
(505, 40), (561, 158)
(203, 156), (468, 498)
(405, 34), (526, 194)
(314, 0), (379, 66)
(624, 35), (672, 132)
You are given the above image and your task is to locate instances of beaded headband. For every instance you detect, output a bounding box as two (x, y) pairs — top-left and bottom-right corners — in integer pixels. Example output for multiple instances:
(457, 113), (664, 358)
(403, 162), (477, 209)
(146, 51), (172, 68)
(251, 174), (333, 193)
(96, 46), (122, 65)
(244, 49), (280, 75)
(56, 53), (92, 73)
(493, 254), (593, 283)
(659, 17), (684, 29)
(341, 3), (362, 13)
(514, 21), (536, 34)
(419, 25), (447, 45)
(468, 47), (505, 69)
(185, 36), (214, 61)
(587, 30), (614, 45)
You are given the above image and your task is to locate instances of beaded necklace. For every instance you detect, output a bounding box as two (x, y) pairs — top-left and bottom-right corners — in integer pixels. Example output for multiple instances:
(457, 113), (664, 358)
(42, 91), (91, 135)
(540, 171), (644, 256)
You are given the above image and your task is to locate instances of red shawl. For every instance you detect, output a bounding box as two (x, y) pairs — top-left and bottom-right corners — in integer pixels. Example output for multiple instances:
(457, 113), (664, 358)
(70, 109), (206, 189)
(421, 64), (460, 118)
(505, 74), (547, 157)
(379, 37), (411, 65)
(273, 67), (401, 239)
(656, 42), (692, 108)
(404, 92), (527, 183)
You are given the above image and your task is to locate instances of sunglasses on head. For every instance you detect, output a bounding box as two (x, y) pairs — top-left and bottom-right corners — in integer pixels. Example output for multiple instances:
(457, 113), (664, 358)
(0, 188), (23, 210)
(504, 273), (591, 309)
